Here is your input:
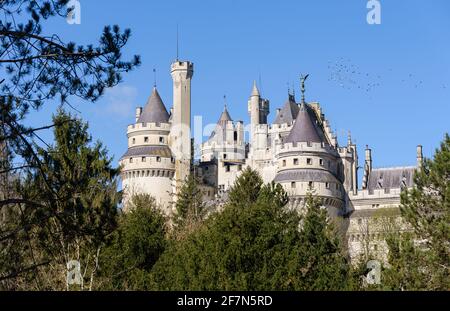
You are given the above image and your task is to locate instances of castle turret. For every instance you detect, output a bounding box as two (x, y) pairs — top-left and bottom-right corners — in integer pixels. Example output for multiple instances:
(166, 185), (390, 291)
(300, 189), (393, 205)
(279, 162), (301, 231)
(120, 87), (175, 214)
(275, 103), (345, 218)
(170, 60), (194, 195)
(247, 81), (269, 151)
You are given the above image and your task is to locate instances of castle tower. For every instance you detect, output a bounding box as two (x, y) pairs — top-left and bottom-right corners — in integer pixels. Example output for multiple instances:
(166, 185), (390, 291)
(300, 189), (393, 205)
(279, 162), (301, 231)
(120, 87), (175, 214)
(170, 60), (194, 193)
(274, 103), (345, 219)
(247, 81), (270, 151)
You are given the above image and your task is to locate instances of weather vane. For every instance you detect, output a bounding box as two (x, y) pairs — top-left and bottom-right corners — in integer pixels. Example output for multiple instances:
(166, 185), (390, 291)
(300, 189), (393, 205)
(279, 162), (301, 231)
(300, 74), (309, 104)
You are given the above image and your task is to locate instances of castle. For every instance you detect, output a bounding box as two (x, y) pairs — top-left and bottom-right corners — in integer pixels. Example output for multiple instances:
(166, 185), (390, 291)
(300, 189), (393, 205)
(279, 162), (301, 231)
(120, 60), (422, 260)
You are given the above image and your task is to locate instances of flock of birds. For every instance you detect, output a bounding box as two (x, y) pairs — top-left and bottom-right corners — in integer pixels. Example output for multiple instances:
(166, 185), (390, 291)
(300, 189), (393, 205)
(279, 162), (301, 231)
(327, 57), (448, 93)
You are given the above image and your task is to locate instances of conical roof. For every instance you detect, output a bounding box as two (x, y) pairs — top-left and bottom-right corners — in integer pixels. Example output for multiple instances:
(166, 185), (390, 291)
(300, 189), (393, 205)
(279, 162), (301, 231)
(274, 97), (299, 125)
(208, 105), (233, 142)
(217, 105), (232, 124)
(137, 87), (170, 123)
(251, 81), (260, 97)
(285, 104), (324, 144)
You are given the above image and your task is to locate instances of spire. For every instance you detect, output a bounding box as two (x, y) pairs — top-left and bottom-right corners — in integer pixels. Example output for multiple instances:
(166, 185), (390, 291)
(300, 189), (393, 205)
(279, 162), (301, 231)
(285, 103), (324, 144)
(137, 87), (170, 124)
(218, 96), (232, 124)
(347, 131), (352, 146)
(300, 74), (309, 105)
(251, 80), (260, 97)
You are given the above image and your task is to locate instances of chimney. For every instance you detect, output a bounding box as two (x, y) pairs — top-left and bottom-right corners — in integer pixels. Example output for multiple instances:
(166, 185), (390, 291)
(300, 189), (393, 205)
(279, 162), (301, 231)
(365, 145), (373, 173)
(417, 145), (423, 168)
(135, 107), (143, 122)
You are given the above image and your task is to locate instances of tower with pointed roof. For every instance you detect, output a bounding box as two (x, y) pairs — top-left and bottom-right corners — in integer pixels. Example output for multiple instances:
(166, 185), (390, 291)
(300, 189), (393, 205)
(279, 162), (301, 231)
(120, 87), (175, 214)
(200, 101), (245, 193)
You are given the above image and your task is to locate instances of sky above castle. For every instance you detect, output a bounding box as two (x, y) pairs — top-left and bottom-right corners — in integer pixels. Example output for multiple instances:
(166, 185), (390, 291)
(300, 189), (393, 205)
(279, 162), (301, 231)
(26, 0), (450, 172)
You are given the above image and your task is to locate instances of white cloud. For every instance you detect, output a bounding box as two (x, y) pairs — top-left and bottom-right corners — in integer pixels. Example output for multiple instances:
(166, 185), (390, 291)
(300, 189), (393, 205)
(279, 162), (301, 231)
(102, 85), (138, 118)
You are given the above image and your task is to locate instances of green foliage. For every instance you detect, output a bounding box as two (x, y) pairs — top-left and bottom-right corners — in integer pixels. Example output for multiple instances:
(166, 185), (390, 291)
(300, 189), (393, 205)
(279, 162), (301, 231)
(0, 110), (120, 289)
(227, 167), (263, 207)
(173, 174), (206, 234)
(383, 133), (450, 290)
(98, 194), (167, 290)
(150, 169), (354, 291)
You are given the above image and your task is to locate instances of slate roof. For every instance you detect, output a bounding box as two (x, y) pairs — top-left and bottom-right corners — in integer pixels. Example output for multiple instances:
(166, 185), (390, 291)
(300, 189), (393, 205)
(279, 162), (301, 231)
(284, 104), (325, 144)
(208, 106), (233, 142)
(137, 87), (170, 124)
(274, 168), (340, 183)
(367, 167), (416, 191)
(273, 97), (299, 125)
(121, 145), (172, 159)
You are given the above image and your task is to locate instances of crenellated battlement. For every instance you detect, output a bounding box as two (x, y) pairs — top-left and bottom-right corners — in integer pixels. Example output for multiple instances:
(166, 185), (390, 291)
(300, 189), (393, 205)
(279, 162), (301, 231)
(127, 122), (171, 133)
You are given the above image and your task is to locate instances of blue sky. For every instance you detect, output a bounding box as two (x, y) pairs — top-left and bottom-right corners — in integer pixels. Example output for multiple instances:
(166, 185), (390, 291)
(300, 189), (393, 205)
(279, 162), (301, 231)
(26, 0), (450, 176)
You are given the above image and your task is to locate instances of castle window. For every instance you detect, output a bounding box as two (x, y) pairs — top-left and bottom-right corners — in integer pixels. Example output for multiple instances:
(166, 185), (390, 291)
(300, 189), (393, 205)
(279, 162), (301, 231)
(320, 159), (324, 166)
(223, 153), (227, 159)
(132, 138), (136, 144)
(129, 158), (133, 163)
(159, 137), (164, 143)
(171, 157), (175, 163)
(291, 182), (296, 189)
(282, 160), (286, 167)
(142, 157), (146, 162)
(234, 131), (238, 141)
(307, 158), (312, 165)
(326, 182), (330, 189)
(293, 158), (299, 165)
(205, 166), (209, 171)
(144, 137), (149, 143)
(307, 141), (312, 147)
(308, 181), (314, 188)
(225, 165), (230, 172)
(146, 170), (150, 177)
(156, 157), (161, 162)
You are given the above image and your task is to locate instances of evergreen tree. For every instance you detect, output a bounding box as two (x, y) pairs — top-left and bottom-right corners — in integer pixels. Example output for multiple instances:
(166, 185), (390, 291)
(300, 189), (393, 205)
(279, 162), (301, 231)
(227, 167), (263, 207)
(0, 110), (120, 290)
(295, 193), (355, 290)
(173, 174), (206, 236)
(98, 194), (167, 290)
(383, 134), (450, 290)
(150, 169), (354, 291)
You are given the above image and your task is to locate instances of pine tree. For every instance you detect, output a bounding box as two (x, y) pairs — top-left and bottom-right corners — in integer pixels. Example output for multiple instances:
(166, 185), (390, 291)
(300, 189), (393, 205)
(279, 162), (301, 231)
(0, 110), (120, 290)
(173, 174), (206, 236)
(383, 133), (450, 290)
(98, 193), (167, 290)
(296, 193), (355, 290)
(150, 169), (355, 290)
